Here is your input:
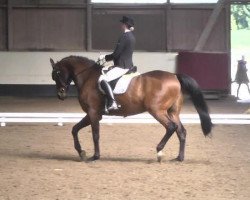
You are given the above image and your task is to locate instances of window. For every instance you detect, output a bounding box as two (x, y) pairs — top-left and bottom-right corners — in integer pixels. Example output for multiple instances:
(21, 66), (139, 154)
(92, 0), (218, 3)
(92, 0), (167, 3)
(170, 0), (218, 3)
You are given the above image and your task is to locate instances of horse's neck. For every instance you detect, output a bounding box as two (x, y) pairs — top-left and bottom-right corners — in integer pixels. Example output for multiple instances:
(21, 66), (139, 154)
(72, 65), (101, 92)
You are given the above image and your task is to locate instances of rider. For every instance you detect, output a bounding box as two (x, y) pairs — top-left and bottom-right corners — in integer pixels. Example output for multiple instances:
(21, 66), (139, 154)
(98, 16), (136, 111)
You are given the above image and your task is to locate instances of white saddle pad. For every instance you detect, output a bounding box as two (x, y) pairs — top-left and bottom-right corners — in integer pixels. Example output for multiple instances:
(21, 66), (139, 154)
(113, 72), (140, 94)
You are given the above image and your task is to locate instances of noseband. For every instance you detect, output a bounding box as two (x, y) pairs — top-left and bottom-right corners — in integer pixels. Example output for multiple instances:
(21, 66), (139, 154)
(52, 69), (71, 90)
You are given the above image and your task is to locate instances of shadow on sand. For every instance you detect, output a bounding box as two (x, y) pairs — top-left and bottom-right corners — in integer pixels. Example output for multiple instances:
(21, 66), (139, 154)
(1, 151), (157, 164)
(0, 150), (211, 165)
(0, 150), (79, 162)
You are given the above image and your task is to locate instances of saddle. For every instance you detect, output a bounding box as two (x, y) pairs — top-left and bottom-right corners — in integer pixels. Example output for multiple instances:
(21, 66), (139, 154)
(109, 66), (138, 91)
(100, 66), (139, 113)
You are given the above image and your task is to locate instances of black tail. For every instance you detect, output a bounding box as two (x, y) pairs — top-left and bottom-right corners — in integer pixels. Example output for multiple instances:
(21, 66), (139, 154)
(176, 74), (213, 136)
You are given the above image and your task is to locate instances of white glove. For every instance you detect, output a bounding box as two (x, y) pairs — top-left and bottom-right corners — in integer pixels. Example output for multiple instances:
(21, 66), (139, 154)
(99, 54), (106, 60)
(98, 54), (106, 65)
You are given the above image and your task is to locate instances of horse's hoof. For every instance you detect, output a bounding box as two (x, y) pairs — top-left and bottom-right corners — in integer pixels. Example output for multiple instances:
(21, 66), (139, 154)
(157, 151), (163, 163)
(206, 133), (213, 139)
(176, 156), (184, 162)
(79, 150), (87, 161)
(87, 155), (100, 162)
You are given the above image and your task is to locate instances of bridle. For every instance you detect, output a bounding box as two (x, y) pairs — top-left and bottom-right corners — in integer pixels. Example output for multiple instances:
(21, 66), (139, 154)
(52, 60), (105, 91)
(52, 68), (71, 90)
(53, 60), (104, 90)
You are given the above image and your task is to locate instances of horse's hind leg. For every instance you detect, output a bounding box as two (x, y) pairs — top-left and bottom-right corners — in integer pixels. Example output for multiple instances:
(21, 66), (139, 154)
(150, 111), (178, 162)
(72, 115), (91, 161)
(175, 121), (187, 161)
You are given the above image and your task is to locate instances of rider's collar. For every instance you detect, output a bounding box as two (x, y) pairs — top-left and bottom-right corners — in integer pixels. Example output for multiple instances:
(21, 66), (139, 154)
(124, 29), (131, 33)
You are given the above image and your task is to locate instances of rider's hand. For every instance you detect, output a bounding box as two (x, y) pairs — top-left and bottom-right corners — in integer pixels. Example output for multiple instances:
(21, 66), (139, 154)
(98, 54), (106, 62)
(98, 54), (106, 66)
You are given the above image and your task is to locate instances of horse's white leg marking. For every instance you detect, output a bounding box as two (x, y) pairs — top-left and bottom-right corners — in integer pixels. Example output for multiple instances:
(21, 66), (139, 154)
(157, 151), (163, 163)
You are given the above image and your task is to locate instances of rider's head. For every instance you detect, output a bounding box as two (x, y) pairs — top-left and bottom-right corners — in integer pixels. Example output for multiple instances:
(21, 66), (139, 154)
(120, 16), (134, 32)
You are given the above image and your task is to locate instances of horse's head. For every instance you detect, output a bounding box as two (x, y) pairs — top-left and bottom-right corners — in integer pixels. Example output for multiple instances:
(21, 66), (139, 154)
(50, 58), (72, 100)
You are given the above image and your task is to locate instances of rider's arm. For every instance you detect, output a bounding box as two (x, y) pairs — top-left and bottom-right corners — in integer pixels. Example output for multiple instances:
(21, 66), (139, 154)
(105, 34), (127, 62)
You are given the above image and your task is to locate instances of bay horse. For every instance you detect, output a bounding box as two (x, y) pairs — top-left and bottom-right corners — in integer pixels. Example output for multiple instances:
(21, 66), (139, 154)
(50, 56), (212, 162)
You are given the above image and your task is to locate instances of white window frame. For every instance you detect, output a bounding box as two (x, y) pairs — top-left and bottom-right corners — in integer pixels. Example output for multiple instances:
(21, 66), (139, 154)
(91, 0), (218, 3)
(91, 0), (167, 3)
(170, 0), (218, 3)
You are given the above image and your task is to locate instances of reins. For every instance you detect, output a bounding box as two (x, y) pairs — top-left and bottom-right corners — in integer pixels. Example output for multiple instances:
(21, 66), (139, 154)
(74, 60), (105, 77)
(74, 66), (92, 77)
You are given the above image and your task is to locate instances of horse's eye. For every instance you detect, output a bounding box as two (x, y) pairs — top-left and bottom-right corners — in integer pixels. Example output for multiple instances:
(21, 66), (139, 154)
(57, 71), (60, 75)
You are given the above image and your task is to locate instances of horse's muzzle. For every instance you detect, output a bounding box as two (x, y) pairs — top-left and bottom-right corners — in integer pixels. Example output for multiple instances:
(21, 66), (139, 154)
(57, 88), (67, 100)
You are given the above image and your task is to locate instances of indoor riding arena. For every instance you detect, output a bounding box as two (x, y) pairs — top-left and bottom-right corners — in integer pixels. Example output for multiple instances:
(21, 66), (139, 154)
(0, 0), (250, 200)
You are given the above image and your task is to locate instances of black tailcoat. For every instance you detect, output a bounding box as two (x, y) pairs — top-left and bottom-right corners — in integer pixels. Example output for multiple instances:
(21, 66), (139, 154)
(105, 31), (135, 69)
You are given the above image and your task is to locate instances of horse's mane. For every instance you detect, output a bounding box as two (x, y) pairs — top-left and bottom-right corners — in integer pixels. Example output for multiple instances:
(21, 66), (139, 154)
(60, 55), (102, 69)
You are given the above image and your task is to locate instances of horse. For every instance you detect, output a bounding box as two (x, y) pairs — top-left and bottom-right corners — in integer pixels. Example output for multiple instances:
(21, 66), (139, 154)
(50, 56), (213, 162)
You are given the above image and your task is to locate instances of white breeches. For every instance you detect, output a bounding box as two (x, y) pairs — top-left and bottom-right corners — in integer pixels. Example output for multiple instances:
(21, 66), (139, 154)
(99, 67), (129, 82)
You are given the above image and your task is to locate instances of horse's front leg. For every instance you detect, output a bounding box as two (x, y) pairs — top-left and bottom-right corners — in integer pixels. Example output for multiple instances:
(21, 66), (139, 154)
(72, 115), (90, 161)
(88, 109), (102, 161)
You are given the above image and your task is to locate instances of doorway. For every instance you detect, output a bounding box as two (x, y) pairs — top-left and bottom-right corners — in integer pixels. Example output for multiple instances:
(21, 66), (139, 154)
(231, 3), (250, 100)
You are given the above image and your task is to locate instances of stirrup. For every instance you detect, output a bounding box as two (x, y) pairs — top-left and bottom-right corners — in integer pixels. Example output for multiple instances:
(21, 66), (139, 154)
(108, 101), (119, 111)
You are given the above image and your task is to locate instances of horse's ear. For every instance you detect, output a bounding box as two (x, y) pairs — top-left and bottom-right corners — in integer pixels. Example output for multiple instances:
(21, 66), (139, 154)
(50, 58), (55, 68)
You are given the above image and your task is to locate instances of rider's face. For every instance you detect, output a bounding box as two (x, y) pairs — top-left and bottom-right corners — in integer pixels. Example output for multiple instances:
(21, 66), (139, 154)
(120, 23), (126, 32)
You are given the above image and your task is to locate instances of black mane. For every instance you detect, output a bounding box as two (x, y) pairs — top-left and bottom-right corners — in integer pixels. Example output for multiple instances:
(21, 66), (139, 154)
(58, 55), (102, 69)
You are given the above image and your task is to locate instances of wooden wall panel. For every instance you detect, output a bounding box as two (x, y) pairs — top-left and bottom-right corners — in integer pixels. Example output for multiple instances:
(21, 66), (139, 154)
(92, 8), (166, 51)
(171, 7), (227, 52)
(0, 8), (7, 50)
(204, 10), (227, 51)
(11, 0), (86, 6)
(0, 0), (6, 5)
(1, 2), (229, 52)
(11, 8), (86, 50)
(171, 9), (211, 51)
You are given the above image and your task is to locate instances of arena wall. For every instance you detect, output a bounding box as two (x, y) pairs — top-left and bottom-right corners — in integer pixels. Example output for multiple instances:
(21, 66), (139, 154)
(0, 52), (177, 85)
(0, 52), (177, 96)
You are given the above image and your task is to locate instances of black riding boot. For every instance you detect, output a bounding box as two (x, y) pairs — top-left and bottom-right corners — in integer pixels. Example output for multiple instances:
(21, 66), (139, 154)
(100, 80), (119, 111)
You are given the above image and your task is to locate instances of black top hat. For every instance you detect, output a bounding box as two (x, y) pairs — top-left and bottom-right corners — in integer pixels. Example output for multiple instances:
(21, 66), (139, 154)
(120, 16), (134, 28)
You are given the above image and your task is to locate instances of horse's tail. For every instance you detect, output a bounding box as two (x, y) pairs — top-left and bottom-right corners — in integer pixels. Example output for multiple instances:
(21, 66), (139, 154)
(176, 74), (213, 136)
